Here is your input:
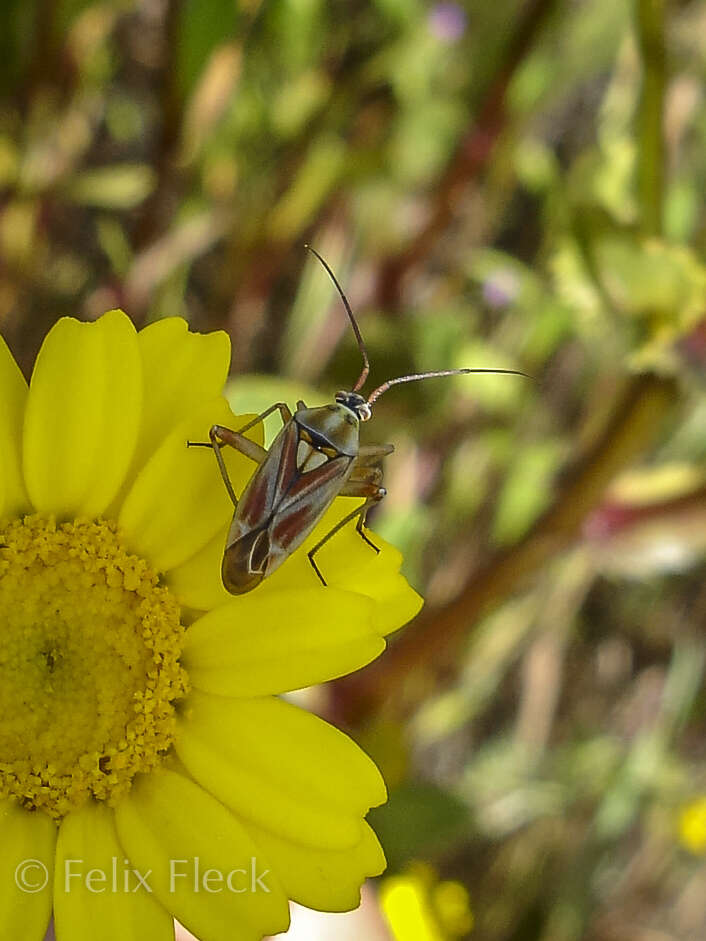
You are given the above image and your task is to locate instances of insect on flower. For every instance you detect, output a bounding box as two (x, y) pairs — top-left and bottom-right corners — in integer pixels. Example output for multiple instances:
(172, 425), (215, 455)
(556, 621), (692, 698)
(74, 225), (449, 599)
(189, 247), (529, 593)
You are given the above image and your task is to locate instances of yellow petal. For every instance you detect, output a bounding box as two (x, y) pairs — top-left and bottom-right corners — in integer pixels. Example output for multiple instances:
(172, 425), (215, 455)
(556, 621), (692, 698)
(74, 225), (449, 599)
(167, 515), (423, 631)
(166, 524), (232, 611)
(23, 310), (142, 518)
(0, 334), (29, 520)
(175, 692), (386, 849)
(379, 868), (448, 941)
(53, 803), (172, 941)
(244, 819), (385, 912)
(182, 588), (384, 696)
(114, 769), (290, 941)
(319, 549), (423, 637)
(265, 497), (424, 635)
(119, 403), (261, 572)
(0, 800), (56, 941)
(132, 318), (231, 477)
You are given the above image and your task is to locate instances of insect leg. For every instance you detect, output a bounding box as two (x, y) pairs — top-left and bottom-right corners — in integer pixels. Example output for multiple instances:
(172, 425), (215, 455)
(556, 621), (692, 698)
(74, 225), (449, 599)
(307, 488), (386, 586)
(341, 453), (391, 552)
(355, 443), (394, 466)
(232, 402), (293, 436)
(340, 472), (388, 552)
(187, 403), (293, 506)
(187, 402), (292, 450)
(342, 466), (383, 491)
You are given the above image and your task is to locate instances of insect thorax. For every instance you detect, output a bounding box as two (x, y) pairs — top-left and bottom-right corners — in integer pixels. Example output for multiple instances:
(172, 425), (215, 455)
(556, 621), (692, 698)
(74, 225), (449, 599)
(294, 403), (360, 459)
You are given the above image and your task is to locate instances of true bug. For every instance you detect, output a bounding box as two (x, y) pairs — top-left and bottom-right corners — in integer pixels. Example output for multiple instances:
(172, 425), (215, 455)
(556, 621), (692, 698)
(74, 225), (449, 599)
(189, 247), (528, 593)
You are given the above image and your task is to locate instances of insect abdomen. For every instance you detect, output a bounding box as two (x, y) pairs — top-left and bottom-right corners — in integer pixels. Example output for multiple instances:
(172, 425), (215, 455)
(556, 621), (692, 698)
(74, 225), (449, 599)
(221, 527), (270, 594)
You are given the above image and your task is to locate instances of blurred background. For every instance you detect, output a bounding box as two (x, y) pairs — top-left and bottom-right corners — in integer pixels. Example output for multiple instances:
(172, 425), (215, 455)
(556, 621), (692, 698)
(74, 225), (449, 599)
(2, 0), (706, 938)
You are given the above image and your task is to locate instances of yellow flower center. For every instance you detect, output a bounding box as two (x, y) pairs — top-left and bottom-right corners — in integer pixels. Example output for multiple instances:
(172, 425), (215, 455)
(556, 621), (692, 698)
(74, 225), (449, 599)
(0, 516), (188, 820)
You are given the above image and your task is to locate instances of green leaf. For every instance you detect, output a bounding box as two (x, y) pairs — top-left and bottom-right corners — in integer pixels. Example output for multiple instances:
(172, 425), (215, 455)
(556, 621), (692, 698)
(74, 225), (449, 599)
(492, 441), (564, 545)
(176, 0), (239, 99)
(368, 783), (470, 871)
(225, 376), (324, 445)
(62, 165), (155, 209)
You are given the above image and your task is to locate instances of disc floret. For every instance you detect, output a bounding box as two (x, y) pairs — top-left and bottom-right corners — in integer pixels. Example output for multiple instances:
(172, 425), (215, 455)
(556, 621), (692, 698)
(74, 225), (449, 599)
(0, 516), (187, 820)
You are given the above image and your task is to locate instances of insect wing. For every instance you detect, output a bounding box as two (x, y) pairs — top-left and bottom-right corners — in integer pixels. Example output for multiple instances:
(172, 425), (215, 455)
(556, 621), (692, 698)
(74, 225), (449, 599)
(268, 452), (352, 560)
(226, 416), (354, 578)
(234, 419), (300, 532)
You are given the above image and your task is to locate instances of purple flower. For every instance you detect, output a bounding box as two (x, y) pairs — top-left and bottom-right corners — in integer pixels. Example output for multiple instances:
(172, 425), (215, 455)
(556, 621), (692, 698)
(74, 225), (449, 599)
(482, 269), (519, 308)
(428, 3), (468, 43)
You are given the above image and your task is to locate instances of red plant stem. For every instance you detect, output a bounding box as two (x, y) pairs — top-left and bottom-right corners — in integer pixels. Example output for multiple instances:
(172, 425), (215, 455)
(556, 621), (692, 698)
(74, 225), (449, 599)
(331, 372), (679, 724)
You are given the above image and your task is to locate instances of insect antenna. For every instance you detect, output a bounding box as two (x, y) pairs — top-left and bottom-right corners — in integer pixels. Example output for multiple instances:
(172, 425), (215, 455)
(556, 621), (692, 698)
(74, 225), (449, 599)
(305, 244), (370, 392)
(366, 368), (532, 406)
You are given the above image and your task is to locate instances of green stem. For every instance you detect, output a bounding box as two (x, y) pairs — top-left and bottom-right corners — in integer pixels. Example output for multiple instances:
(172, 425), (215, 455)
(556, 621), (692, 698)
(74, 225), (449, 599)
(635, 0), (666, 237)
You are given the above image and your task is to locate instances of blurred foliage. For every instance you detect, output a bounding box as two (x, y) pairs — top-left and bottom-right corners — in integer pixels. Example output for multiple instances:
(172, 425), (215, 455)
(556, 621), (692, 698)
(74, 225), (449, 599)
(2, 0), (706, 938)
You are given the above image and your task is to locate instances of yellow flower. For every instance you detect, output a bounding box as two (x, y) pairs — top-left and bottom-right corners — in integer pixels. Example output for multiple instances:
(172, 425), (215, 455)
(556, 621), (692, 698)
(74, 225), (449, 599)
(379, 862), (474, 941)
(0, 311), (422, 941)
(678, 796), (706, 854)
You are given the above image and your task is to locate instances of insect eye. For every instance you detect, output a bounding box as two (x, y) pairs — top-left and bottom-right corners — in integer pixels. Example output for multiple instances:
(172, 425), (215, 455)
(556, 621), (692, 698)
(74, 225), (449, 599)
(358, 403), (372, 421)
